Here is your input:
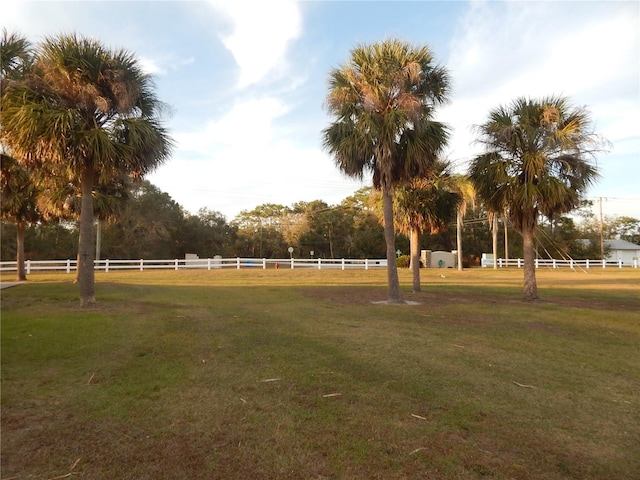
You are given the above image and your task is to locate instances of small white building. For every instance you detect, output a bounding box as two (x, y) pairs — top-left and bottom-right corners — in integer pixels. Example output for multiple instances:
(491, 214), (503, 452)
(605, 239), (640, 266)
(421, 250), (456, 268)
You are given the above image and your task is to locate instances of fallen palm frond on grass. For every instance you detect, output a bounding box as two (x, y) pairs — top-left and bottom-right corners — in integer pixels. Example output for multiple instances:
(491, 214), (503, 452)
(1, 269), (639, 479)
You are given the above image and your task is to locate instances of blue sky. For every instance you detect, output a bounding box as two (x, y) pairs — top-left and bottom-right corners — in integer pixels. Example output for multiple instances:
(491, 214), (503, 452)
(4, 0), (639, 221)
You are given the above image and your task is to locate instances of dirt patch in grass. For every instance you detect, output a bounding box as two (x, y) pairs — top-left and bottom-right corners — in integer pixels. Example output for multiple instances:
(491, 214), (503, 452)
(299, 286), (637, 312)
(299, 286), (476, 307)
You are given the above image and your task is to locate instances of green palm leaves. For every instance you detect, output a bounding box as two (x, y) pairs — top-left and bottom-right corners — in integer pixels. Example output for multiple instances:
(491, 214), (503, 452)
(323, 38), (450, 302)
(323, 38), (449, 193)
(469, 96), (602, 300)
(1, 32), (173, 305)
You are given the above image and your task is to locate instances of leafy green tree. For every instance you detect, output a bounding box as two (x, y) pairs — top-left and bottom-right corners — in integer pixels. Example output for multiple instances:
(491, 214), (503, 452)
(23, 221), (78, 260)
(469, 96), (602, 300)
(609, 216), (640, 244)
(232, 204), (290, 258)
(181, 208), (237, 258)
(340, 188), (386, 258)
(323, 38), (450, 303)
(537, 215), (601, 261)
(294, 200), (332, 258)
(100, 181), (183, 260)
(295, 200), (355, 259)
(1, 33), (173, 306)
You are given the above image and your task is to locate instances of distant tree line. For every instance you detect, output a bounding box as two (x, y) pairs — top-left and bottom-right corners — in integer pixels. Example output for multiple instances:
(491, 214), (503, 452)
(2, 179), (636, 265)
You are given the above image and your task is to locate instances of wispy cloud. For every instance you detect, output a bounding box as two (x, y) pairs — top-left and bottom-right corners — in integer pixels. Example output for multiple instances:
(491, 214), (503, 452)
(208, 0), (302, 88)
(176, 96), (291, 154)
(139, 55), (195, 76)
(441, 0), (639, 168)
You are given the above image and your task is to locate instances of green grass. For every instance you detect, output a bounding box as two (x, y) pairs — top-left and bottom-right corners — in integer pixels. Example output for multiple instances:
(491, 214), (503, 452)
(2, 268), (639, 479)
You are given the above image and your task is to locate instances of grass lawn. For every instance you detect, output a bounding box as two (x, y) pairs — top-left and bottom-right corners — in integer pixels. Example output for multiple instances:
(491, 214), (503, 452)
(1, 268), (639, 479)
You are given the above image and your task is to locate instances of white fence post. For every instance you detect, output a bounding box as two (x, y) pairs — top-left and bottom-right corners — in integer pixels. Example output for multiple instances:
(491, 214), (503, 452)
(175, 259), (179, 271)
(290, 257), (294, 269)
(586, 259), (590, 269)
(602, 259), (606, 269)
(365, 258), (369, 270)
(237, 257), (241, 269)
(341, 259), (345, 270)
(66, 259), (70, 274)
(535, 258), (539, 269)
(140, 259), (144, 271)
(105, 259), (109, 273)
(318, 258), (321, 270)
(619, 260), (623, 268)
(263, 258), (266, 269)
(552, 259), (557, 269)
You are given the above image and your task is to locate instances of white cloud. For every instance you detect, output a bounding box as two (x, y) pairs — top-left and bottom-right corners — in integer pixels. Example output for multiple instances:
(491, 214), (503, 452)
(208, 0), (302, 88)
(139, 55), (195, 76)
(148, 94), (364, 217)
(175, 96), (290, 154)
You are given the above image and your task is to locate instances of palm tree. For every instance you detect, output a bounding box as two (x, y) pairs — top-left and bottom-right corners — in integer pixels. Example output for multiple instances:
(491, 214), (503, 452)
(323, 38), (450, 303)
(393, 160), (460, 292)
(1, 29), (33, 84)
(1, 30), (39, 281)
(0, 154), (40, 281)
(468, 96), (601, 301)
(488, 210), (499, 269)
(451, 174), (475, 271)
(1, 33), (173, 306)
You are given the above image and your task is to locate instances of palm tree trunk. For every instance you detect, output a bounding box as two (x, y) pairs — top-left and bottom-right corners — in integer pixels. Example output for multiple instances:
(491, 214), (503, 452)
(456, 209), (463, 271)
(382, 189), (403, 303)
(492, 215), (498, 269)
(328, 228), (334, 259)
(16, 221), (27, 282)
(503, 213), (509, 267)
(522, 226), (539, 301)
(410, 227), (420, 293)
(78, 167), (96, 307)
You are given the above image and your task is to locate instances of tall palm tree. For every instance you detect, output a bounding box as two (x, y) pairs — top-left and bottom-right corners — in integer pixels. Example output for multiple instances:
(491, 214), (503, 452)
(468, 96), (601, 300)
(451, 174), (475, 271)
(1, 33), (173, 306)
(393, 160), (460, 292)
(1, 30), (38, 281)
(323, 38), (450, 303)
(0, 154), (40, 281)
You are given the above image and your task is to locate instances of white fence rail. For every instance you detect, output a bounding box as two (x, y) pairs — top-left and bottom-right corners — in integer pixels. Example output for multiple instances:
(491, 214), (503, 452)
(0, 257), (389, 274)
(2, 256), (639, 274)
(481, 258), (639, 269)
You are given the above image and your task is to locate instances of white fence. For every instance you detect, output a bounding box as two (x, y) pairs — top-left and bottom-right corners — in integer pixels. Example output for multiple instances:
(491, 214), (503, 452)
(2, 257), (639, 274)
(481, 257), (639, 269)
(0, 257), (388, 274)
